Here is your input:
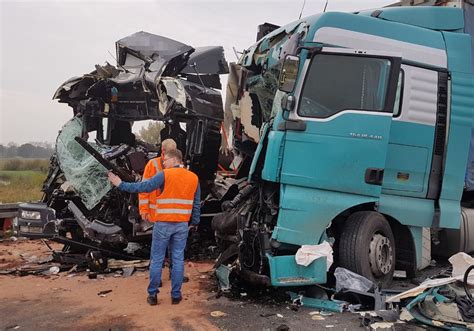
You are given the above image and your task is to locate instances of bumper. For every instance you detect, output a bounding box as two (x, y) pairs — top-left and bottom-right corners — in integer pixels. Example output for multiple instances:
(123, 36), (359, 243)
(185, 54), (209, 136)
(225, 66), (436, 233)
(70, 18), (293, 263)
(15, 202), (58, 238)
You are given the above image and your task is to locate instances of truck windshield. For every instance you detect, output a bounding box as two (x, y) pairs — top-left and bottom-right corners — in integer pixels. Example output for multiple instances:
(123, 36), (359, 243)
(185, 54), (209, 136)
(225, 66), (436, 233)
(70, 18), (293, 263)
(56, 117), (112, 209)
(298, 54), (392, 118)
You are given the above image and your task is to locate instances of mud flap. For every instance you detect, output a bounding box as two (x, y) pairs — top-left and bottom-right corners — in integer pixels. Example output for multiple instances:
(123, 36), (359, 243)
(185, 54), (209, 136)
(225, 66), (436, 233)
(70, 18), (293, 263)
(266, 254), (327, 286)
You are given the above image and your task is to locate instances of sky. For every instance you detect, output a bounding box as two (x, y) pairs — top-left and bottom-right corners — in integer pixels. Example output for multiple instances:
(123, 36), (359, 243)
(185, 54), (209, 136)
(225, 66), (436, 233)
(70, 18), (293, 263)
(0, 0), (395, 145)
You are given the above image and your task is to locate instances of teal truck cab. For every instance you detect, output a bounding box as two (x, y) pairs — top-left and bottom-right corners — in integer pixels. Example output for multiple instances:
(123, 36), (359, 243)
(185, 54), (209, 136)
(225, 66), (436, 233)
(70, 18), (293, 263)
(213, 2), (474, 287)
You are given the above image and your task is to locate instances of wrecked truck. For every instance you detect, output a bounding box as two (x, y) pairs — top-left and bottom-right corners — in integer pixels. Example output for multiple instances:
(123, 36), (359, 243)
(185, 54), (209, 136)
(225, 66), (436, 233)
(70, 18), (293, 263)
(15, 32), (229, 258)
(212, 2), (474, 288)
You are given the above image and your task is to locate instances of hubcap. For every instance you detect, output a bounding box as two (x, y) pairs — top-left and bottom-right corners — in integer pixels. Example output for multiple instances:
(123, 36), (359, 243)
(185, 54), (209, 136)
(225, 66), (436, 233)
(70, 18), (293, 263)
(369, 233), (393, 276)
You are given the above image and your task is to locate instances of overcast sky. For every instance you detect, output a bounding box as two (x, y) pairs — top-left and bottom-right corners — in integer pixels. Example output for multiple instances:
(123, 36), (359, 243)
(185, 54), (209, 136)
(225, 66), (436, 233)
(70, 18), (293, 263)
(0, 0), (394, 145)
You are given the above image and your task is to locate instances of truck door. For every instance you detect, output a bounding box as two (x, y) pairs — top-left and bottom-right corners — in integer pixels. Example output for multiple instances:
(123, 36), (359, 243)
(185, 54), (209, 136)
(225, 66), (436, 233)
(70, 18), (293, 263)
(281, 48), (401, 197)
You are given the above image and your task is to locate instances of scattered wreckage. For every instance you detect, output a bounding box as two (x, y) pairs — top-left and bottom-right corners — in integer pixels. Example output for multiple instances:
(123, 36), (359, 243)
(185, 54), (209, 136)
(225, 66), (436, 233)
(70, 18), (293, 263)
(11, 1), (474, 318)
(15, 31), (229, 260)
(4, 1), (474, 330)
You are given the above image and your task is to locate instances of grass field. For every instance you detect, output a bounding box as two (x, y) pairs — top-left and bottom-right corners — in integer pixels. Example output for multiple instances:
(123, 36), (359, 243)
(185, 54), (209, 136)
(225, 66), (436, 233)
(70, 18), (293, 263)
(0, 158), (50, 172)
(0, 166), (47, 203)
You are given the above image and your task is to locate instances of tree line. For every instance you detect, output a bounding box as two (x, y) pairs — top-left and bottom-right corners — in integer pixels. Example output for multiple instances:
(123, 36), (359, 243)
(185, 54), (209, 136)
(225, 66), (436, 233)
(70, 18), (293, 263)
(0, 143), (54, 159)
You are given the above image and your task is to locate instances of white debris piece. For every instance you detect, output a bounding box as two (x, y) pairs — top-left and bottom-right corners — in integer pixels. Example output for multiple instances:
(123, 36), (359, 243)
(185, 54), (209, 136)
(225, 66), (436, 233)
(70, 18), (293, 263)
(449, 252), (474, 284)
(295, 241), (333, 270)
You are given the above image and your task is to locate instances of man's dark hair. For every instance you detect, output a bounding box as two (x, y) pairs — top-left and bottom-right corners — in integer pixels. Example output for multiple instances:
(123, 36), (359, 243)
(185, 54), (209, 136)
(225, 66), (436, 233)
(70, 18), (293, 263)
(166, 149), (183, 163)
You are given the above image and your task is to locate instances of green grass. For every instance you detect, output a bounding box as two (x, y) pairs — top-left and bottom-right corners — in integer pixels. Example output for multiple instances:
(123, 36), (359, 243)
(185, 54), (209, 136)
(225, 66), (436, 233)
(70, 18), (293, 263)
(0, 170), (46, 203)
(0, 158), (50, 172)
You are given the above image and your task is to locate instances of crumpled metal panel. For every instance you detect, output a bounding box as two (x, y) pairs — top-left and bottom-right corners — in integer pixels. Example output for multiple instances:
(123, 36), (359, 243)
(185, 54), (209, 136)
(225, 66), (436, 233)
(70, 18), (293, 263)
(181, 46), (229, 75)
(56, 117), (111, 209)
(180, 79), (224, 120)
(116, 31), (193, 66)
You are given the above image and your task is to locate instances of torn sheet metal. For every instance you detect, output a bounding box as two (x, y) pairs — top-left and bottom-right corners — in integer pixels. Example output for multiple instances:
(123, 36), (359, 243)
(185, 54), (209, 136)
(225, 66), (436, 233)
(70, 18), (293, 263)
(225, 21), (308, 153)
(404, 287), (474, 330)
(181, 46), (229, 75)
(116, 31), (193, 79)
(387, 277), (458, 303)
(288, 291), (346, 313)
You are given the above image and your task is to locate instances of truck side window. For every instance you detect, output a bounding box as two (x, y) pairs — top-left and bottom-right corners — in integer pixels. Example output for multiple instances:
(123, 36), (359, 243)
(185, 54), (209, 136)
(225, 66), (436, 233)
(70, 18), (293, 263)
(298, 54), (393, 118)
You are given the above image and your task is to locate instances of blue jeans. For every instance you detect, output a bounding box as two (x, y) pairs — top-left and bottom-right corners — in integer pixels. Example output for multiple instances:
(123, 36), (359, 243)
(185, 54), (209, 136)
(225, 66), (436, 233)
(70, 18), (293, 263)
(148, 221), (189, 298)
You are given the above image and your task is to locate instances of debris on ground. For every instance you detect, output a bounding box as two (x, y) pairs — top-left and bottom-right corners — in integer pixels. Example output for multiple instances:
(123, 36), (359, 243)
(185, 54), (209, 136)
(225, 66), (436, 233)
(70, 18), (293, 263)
(334, 267), (374, 293)
(210, 311), (227, 318)
(311, 315), (325, 321)
(210, 247), (474, 330)
(97, 289), (113, 297)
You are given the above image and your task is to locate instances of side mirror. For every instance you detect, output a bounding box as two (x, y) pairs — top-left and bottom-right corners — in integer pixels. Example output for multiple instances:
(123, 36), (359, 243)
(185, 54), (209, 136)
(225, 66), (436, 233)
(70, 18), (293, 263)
(278, 55), (300, 93)
(281, 94), (296, 112)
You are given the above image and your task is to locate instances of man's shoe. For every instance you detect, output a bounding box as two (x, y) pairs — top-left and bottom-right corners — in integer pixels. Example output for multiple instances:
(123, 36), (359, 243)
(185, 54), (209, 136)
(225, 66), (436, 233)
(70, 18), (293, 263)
(171, 296), (182, 305)
(147, 295), (158, 306)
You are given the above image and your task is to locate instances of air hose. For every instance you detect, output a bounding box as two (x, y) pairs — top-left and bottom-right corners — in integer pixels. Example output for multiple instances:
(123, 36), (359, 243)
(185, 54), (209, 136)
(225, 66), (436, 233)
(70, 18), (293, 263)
(455, 265), (474, 323)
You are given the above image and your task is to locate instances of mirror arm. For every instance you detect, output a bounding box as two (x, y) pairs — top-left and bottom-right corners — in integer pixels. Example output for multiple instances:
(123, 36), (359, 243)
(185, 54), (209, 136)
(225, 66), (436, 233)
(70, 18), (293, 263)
(296, 46), (323, 59)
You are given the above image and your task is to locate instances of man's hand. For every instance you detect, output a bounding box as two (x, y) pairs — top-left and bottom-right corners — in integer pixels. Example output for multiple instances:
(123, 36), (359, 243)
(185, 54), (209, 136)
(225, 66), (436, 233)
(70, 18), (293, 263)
(140, 212), (149, 220)
(108, 171), (122, 187)
(188, 224), (198, 232)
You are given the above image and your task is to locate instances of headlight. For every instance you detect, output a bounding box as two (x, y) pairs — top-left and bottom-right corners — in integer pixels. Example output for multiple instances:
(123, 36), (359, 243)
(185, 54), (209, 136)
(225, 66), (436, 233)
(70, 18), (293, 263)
(21, 210), (41, 220)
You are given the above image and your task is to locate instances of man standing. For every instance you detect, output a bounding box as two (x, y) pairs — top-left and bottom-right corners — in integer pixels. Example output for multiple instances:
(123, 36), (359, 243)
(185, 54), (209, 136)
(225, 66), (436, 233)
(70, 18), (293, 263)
(139, 138), (177, 226)
(108, 149), (200, 305)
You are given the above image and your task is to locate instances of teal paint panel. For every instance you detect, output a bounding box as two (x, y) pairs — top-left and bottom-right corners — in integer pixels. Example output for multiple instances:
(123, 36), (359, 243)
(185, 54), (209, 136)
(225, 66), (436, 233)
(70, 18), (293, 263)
(280, 113), (391, 198)
(382, 122), (434, 197)
(443, 32), (473, 73)
(266, 254), (327, 286)
(388, 121), (435, 147)
(382, 144), (429, 193)
(439, 199), (462, 230)
(378, 194), (435, 228)
(306, 12), (446, 50)
(273, 185), (376, 245)
(370, 7), (464, 31)
(439, 72), (474, 229)
(408, 226), (425, 269)
(261, 130), (285, 182)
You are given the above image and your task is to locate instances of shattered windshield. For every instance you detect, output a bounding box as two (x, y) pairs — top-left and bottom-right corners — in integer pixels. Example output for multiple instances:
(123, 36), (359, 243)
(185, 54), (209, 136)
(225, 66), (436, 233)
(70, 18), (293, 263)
(56, 117), (111, 209)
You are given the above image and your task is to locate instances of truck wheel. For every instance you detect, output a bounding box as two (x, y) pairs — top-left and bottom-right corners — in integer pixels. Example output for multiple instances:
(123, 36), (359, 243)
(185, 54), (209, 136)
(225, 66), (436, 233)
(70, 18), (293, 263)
(339, 211), (395, 287)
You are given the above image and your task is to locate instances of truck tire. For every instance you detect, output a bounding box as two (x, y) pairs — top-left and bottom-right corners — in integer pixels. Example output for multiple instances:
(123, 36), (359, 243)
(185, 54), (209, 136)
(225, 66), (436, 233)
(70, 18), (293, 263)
(339, 211), (395, 287)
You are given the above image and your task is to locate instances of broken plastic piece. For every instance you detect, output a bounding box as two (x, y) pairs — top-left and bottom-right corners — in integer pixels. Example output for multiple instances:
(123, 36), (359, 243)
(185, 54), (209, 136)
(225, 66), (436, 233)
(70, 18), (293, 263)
(387, 277), (459, 303)
(449, 252), (474, 282)
(288, 291), (345, 313)
(215, 264), (231, 292)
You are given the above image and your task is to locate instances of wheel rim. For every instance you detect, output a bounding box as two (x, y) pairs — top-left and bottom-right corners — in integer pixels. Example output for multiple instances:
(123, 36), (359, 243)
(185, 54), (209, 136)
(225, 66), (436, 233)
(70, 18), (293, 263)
(369, 233), (393, 276)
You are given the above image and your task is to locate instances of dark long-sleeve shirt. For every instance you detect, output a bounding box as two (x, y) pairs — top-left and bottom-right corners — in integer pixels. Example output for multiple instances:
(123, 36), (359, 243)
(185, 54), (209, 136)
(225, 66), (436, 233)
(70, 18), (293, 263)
(118, 171), (201, 225)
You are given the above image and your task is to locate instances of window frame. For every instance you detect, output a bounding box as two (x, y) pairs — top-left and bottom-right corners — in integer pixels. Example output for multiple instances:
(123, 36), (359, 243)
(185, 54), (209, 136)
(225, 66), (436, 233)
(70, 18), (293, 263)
(296, 51), (402, 119)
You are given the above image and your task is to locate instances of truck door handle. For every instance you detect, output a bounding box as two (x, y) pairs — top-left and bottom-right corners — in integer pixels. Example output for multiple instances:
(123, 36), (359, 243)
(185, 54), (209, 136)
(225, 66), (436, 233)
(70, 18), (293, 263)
(277, 120), (306, 131)
(365, 168), (384, 185)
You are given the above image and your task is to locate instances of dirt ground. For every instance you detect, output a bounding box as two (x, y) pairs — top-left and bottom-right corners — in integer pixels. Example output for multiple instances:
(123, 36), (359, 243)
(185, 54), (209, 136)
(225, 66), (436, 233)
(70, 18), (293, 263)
(0, 239), (383, 331)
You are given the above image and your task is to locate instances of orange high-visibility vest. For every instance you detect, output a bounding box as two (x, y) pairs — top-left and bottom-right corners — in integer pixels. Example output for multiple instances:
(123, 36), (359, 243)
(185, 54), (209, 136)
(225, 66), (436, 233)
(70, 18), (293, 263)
(155, 167), (198, 222)
(139, 157), (163, 222)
